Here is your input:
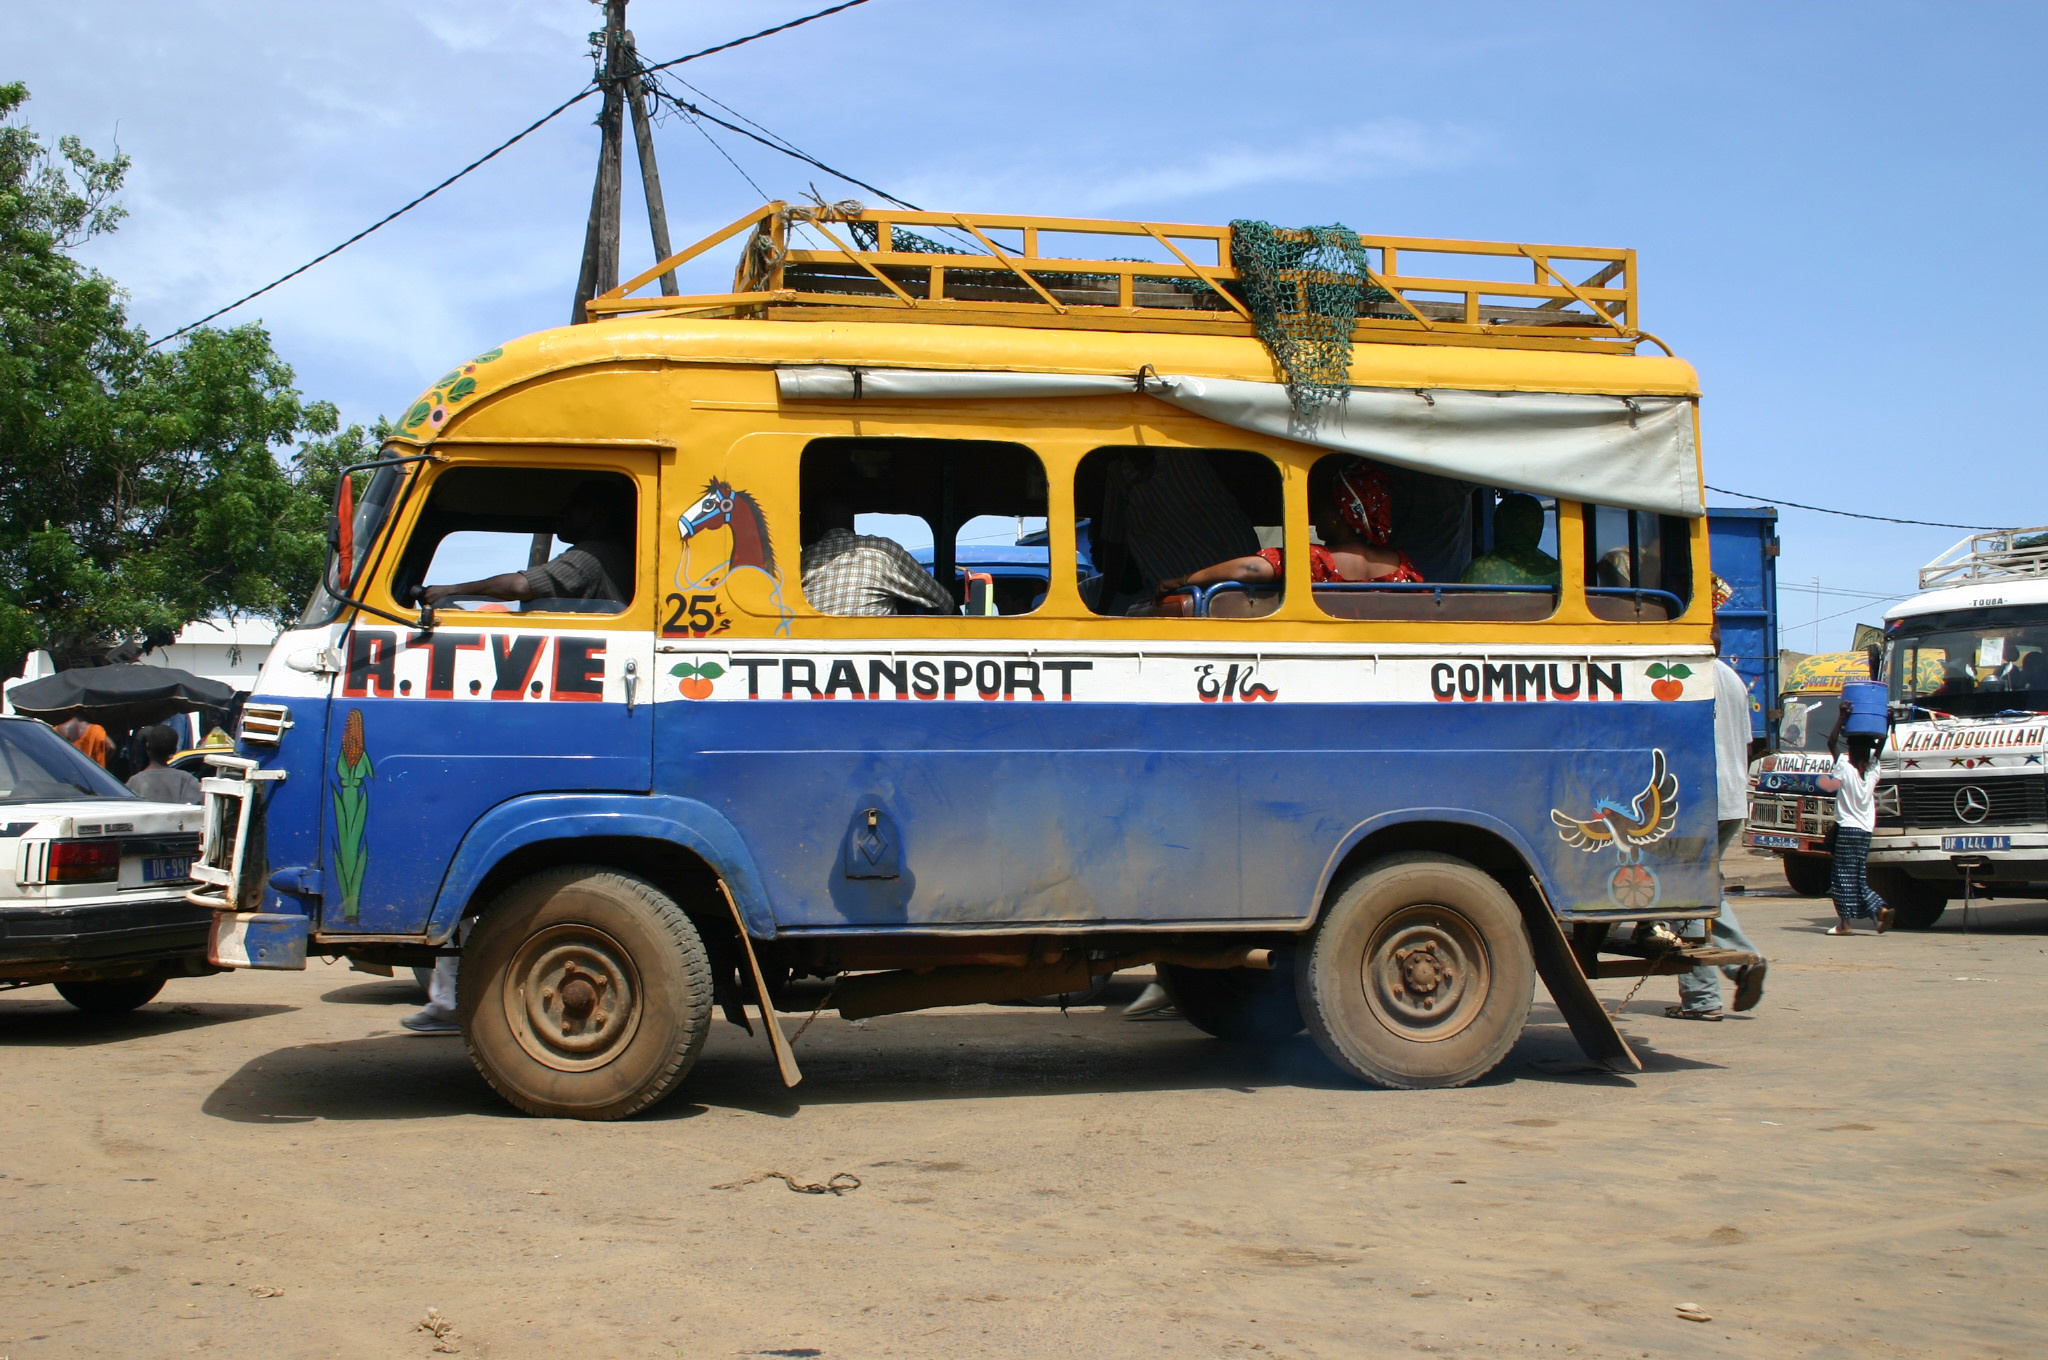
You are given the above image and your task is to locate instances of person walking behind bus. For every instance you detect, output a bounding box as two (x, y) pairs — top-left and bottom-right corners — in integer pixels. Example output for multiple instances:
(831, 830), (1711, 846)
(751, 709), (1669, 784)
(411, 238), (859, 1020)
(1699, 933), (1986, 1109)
(1822, 726), (1892, 935)
(1667, 645), (1767, 1020)
(402, 956), (461, 1035)
(55, 711), (112, 767)
(124, 724), (201, 804)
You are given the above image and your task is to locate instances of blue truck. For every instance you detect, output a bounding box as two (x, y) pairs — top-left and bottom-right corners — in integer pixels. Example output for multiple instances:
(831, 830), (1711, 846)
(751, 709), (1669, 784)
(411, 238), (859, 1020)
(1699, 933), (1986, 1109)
(1707, 505), (1781, 750)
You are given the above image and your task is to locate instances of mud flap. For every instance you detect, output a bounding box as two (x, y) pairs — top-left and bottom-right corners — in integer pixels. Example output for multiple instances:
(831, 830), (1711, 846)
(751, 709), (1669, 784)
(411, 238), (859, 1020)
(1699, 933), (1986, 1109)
(1517, 888), (1641, 1073)
(717, 881), (802, 1089)
(208, 911), (310, 970)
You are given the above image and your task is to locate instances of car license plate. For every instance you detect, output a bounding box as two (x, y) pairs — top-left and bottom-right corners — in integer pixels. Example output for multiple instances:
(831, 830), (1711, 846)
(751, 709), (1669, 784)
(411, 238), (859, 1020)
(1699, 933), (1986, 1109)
(143, 855), (194, 883)
(1942, 835), (2010, 853)
(1749, 833), (1802, 849)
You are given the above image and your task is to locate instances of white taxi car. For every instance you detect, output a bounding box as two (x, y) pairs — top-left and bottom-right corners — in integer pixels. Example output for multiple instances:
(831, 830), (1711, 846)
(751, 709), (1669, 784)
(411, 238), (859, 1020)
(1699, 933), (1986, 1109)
(0, 714), (212, 1011)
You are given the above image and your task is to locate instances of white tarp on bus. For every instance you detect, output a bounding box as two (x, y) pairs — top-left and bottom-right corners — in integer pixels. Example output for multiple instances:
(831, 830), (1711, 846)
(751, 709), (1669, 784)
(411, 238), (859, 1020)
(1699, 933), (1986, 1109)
(774, 366), (1703, 518)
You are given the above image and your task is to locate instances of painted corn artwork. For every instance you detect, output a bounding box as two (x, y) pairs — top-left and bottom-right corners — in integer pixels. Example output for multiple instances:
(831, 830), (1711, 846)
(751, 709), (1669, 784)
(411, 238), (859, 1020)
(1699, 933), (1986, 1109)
(332, 708), (373, 922)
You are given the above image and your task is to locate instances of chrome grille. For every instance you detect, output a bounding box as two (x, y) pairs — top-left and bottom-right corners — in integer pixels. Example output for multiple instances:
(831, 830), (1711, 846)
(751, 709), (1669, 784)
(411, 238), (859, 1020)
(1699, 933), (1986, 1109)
(1882, 775), (2047, 829)
(239, 702), (293, 746)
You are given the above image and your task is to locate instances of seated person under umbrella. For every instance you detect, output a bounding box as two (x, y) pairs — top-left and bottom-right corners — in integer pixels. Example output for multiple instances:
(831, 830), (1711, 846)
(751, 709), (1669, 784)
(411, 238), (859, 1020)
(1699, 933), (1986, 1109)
(1153, 458), (1422, 599)
(1459, 492), (1560, 586)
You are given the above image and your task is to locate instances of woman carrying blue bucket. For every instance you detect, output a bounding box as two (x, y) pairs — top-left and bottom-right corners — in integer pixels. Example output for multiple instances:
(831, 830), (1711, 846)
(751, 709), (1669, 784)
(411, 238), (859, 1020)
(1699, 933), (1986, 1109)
(1823, 651), (1894, 935)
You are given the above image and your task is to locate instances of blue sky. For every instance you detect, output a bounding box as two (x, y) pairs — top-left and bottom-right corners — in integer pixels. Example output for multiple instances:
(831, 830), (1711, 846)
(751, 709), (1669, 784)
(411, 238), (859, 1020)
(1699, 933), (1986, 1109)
(14, 0), (2044, 648)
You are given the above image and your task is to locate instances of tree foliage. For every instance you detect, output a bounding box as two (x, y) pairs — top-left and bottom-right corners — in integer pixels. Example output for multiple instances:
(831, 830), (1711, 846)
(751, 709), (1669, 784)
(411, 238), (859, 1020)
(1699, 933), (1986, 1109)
(0, 82), (369, 676)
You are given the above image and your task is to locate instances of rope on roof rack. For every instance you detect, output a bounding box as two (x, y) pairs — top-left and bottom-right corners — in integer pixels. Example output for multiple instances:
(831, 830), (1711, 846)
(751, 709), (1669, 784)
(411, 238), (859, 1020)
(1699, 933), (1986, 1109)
(1229, 220), (1390, 436)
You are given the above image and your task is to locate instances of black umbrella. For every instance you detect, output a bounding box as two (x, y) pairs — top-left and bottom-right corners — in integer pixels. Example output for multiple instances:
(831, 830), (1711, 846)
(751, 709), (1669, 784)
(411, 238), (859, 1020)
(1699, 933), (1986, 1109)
(8, 663), (237, 727)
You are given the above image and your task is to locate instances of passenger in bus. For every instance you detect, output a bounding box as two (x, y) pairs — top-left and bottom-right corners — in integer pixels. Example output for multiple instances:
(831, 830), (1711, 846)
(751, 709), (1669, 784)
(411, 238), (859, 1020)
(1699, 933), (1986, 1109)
(1459, 493), (1559, 586)
(1384, 466), (1475, 583)
(1090, 449), (1262, 607)
(420, 480), (634, 610)
(1927, 662), (1976, 699)
(801, 507), (957, 616)
(1153, 459), (1422, 598)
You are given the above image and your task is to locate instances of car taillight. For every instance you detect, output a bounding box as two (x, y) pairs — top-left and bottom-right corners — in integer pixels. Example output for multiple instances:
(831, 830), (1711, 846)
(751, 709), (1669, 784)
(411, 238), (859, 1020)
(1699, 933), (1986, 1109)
(49, 840), (121, 883)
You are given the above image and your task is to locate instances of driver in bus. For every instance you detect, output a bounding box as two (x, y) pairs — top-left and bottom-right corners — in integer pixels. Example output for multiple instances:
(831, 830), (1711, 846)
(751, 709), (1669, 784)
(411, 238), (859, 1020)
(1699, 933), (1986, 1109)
(419, 481), (633, 610)
(1154, 458), (1423, 598)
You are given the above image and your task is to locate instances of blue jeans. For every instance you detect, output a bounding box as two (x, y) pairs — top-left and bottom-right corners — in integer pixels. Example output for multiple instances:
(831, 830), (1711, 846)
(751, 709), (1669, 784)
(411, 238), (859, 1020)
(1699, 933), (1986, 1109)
(1678, 819), (1762, 1013)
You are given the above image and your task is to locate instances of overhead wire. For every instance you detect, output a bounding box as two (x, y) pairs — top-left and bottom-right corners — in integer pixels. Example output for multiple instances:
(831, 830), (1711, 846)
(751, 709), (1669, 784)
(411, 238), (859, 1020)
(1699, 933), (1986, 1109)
(673, 105), (772, 204)
(637, 0), (873, 77)
(643, 82), (919, 210)
(151, 0), (879, 344)
(1706, 485), (2009, 533)
(149, 84), (599, 347)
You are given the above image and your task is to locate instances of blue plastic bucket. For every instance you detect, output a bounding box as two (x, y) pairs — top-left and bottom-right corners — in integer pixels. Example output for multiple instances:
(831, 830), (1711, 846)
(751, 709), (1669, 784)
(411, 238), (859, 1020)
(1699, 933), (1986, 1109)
(1841, 680), (1889, 736)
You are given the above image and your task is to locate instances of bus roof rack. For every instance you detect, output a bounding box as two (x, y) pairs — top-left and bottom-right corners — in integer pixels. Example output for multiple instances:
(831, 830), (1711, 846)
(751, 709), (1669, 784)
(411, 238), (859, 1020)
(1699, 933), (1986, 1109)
(585, 202), (1661, 355)
(1918, 527), (2048, 590)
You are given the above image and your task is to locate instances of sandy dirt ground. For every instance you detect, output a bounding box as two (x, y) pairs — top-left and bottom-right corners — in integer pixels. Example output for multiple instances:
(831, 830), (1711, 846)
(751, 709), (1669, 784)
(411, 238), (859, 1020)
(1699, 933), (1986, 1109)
(3, 855), (2044, 1360)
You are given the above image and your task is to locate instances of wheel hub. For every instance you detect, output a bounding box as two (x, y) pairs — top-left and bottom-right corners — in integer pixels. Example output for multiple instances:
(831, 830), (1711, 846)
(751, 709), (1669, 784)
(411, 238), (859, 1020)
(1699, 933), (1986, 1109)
(1394, 942), (1451, 1006)
(503, 925), (643, 1072)
(1361, 905), (1490, 1042)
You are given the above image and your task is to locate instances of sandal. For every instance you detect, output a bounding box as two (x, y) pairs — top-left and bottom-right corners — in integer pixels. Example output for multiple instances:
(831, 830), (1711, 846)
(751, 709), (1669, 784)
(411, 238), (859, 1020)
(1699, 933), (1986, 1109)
(1876, 907), (1895, 934)
(1826, 925), (1855, 936)
(1664, 1005), (1723, 1021)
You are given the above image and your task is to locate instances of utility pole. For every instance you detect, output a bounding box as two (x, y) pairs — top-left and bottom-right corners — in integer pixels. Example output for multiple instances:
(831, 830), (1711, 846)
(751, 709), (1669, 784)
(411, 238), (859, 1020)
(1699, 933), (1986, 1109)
(571, 0), (680, 321)
(571, 0), (629, 324)
(626, 33), (679, 297)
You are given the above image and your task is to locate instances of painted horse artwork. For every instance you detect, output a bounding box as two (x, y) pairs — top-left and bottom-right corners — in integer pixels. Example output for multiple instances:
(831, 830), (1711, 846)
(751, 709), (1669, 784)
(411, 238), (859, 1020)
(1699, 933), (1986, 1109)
(675, 478), (791, 635)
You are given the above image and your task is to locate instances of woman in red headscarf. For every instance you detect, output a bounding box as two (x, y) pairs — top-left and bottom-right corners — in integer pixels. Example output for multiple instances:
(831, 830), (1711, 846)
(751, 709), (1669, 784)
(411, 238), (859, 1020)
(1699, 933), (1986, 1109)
(1154, 458), (1422, 599)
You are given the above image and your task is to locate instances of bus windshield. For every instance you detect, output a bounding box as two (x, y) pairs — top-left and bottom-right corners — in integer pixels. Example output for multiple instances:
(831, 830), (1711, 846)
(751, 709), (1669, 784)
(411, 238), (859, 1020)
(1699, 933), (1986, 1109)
(1779, 693), (1844, 751)
(300, 461), (408, 626)
(1887, 606), (2048, 718)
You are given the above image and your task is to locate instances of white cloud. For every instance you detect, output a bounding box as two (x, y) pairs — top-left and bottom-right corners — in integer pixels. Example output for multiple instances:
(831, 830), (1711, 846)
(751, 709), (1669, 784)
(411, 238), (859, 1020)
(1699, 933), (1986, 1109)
(899, 119), (1489, 216)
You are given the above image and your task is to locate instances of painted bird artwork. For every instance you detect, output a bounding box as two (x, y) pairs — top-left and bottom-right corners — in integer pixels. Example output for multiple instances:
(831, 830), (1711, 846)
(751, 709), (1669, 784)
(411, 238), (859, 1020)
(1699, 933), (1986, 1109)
(1549, 749), (1679, 864)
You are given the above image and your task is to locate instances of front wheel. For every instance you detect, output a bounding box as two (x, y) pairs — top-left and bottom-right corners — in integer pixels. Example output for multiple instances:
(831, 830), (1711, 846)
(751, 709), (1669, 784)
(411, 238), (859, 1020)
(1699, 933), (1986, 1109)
(1781, 853), (1832, 898)
(1868, 868), (1948, 930)
(460, 866), (713, 1120)
(1298, 853), (1534, 1090)
(55, 977), (165, 1013)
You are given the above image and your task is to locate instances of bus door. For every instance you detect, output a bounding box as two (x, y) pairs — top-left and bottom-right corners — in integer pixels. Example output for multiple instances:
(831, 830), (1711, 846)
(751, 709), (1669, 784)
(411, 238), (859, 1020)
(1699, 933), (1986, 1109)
(319, 454), (658, 936)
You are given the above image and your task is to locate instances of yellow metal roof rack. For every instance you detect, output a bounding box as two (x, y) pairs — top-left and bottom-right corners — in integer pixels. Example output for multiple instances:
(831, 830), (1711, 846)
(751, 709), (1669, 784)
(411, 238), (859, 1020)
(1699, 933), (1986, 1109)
(585, 202), (1658, 355)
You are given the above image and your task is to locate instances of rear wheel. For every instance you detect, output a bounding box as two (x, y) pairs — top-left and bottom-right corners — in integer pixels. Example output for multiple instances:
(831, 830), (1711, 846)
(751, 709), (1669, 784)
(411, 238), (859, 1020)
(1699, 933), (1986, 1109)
(460, 866), (713, 1120)
(1159, 963), (1304, 1041)
(1781, 853), (1832, 898)
(1869, 868), (1948, 930)
(55, 977), (165, 1013)
(1299, 853), (1533, 1090)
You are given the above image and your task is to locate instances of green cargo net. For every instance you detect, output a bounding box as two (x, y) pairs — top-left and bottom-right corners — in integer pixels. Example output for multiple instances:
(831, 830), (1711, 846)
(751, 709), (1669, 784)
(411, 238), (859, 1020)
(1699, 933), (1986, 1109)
(1230, 220), (1389, 434)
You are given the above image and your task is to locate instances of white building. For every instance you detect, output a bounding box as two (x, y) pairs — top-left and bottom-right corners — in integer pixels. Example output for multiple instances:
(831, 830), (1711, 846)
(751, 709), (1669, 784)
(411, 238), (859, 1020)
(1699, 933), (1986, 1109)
(3, 617), (281, 731)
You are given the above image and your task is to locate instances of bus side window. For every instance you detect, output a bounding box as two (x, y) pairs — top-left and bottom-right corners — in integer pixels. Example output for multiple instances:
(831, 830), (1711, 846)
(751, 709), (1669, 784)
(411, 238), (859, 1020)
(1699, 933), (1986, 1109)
(396, 466), (638, 616)
(797, 437), (1046, 617)
(1075, 447), (1282, 618)
(1584, 504), (1692, 621)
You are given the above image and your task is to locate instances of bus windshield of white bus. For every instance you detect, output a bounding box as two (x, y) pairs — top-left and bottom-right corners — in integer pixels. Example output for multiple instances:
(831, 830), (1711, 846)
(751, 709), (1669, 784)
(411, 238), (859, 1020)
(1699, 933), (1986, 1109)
(1887, 607), (2048, 718)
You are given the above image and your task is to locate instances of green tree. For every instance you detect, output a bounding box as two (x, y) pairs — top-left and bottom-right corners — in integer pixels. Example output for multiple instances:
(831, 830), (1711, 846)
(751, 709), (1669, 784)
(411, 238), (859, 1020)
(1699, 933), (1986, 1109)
(0, 81), (367, 677)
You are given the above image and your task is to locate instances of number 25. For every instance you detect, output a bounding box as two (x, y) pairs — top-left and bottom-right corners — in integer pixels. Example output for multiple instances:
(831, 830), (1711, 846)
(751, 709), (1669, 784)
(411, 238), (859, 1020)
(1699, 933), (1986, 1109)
(663, 592), (717, 635)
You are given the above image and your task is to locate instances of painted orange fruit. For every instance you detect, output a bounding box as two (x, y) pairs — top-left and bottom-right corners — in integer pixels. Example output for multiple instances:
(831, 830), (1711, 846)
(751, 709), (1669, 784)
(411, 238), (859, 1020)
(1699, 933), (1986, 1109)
(1609, 864), (1659, 910)
(1651, 678), (1683, 701)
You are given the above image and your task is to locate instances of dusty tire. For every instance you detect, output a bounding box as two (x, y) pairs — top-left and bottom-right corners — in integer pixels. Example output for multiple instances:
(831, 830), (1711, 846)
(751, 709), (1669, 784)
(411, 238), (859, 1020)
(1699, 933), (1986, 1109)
(460, 866), (713, 1120)
(1869, 868), (1948, 930)
(1299, 853), (1533, 1090)
(55, 977), (165, 1013)
(1781, 853), (1832, 899)
(1159, 963), (1304, 1042)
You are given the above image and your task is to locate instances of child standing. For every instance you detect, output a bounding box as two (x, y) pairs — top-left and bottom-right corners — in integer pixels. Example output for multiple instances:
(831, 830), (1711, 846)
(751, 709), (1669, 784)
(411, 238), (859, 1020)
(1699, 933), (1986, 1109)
(1822, 729), (1892, 934)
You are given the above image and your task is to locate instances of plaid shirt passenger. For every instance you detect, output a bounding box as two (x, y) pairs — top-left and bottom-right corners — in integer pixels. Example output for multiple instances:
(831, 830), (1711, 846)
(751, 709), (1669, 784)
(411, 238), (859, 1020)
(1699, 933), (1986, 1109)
(801, 528), (957, 616)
